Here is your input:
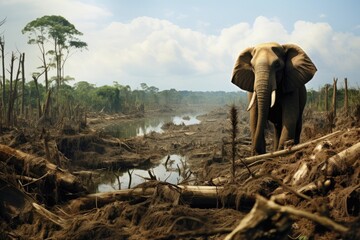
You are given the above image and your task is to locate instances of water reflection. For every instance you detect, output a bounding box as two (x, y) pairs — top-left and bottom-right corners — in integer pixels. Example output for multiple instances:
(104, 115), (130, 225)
(172, 115), (201, 126)
(104, 113), (201, 138)
(97, 155), (189, 192)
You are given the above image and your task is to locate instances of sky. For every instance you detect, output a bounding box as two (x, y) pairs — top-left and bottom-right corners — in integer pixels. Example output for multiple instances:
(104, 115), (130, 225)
(0, 0), (359, 91)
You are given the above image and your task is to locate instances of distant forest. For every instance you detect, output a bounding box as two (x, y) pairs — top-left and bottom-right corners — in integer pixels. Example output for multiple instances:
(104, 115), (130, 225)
(25, 80), (248, 113)
(13, 78), (360, 115)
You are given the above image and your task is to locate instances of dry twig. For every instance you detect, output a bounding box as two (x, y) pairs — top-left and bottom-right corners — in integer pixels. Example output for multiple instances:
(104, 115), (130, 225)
(225, 194), (349, 240)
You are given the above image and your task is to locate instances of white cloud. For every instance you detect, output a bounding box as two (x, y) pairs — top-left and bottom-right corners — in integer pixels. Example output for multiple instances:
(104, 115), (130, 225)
(1, 0), (112, 30)
(72, 16), (227, 90)
(3, 1), (357, 92)
(3, 0), (111, 18)
(68, 15), (360, 91)
(290, 21), (360, 74)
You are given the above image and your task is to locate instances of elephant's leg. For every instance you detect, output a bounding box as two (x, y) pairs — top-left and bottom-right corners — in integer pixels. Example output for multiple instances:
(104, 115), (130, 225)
(295, 115), (302, 144)
(273, 122), (282, 150)
(295, 86), (307, 144)
(278, 90), (300, 149)
(269, 104), (282, 151)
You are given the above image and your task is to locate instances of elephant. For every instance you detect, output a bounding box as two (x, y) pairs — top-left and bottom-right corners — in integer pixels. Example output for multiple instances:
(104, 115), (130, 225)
(231, 42), (317, 155)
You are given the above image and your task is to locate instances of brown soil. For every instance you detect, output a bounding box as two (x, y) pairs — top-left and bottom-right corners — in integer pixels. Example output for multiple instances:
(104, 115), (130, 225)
(0, 104), (359, 239)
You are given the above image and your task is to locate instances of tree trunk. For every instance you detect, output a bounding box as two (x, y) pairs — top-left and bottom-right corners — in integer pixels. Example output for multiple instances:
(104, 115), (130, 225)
(41, 49), (49, 92)
(325, 84), (329, 112)
(32, 75), (43, 119)
(21, 53), (25, 116)
(326, 141), (360, 175)
(344, 78), (348, 115)
(65, 184), (254, 213)
(11, 53), (23, 125)
(6, 52), (15, 126)
(0, 37), (5, 123)
(332, 78), (337, 117)
(43, 89), (52, 119)
(6, 52), (22, 126)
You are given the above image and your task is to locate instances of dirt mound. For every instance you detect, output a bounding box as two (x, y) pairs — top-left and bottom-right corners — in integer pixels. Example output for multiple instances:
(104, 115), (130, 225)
(56, 134), (155, 169)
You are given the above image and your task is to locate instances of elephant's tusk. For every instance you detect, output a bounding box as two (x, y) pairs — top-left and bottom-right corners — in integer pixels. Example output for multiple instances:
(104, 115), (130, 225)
(247, 91), (257, 111)
(270, 90), (276, 108)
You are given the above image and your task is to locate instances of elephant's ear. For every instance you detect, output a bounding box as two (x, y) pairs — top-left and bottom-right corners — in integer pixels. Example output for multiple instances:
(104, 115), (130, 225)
(231, 47), (254, 92)
(282, 44), (317, 93)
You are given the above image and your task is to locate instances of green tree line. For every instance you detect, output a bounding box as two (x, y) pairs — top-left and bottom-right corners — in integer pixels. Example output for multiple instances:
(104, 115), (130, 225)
(21, 79), (247, 114)
(307, 80), (360, 112)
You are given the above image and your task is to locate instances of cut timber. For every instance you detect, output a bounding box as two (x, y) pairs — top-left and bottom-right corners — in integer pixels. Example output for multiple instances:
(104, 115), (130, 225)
(184, 132), (196, 136)
(236, 130), (344, 165)
(325, 141), (360, 175)
(66, 184), (240, 212)
(0, 144), (86, 200)
(225, 194), (349, 240)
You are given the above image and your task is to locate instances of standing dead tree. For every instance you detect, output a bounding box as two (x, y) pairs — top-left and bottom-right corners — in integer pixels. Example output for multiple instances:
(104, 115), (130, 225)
(343, 77), (348, 115)
(21, 53), (25, 116)
(325, 84), (329, 112)
(332, 77), (338, 117)
(6, 52), (24, 126)
(0, 35), (6, 125)
(6, 52), (15, 126)
(32, 74), (43, 119)
(324, 79), (338, 132)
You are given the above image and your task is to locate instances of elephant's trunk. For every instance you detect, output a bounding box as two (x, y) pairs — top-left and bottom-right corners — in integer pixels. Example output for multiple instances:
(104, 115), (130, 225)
(253, 65), (275, 154)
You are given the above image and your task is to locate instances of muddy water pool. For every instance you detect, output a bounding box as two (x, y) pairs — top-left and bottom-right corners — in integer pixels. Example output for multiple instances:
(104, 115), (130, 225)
(94, 113), (201, 192)
(97, 154), (190, 192)
(103, 113), (201, 138)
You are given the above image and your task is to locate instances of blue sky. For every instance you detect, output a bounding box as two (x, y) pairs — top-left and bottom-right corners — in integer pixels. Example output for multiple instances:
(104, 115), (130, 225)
(0, 0), (359, 91)
(102, 1), (359, 34)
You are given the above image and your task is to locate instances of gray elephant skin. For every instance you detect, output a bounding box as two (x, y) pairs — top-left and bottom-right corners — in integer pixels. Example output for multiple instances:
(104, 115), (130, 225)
(231, 42), (317, 155)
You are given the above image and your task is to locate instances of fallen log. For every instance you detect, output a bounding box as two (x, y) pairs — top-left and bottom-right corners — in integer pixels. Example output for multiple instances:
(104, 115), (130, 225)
(0, 144), (87, 203)
(65, 183), (251, 212)
(325, 141), (360, 175)
(284, 141), (360, 195)
(225, 194), (349, 240)
(237, 129), (344, 165)
(285, 140), (360, 195)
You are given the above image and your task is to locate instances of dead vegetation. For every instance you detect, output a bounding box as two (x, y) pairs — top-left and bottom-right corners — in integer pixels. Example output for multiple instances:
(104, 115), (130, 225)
(0, 104), (359, 239)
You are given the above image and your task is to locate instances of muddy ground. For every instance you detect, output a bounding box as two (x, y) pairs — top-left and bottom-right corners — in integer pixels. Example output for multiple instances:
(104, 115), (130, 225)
(0, 104), (359, 239)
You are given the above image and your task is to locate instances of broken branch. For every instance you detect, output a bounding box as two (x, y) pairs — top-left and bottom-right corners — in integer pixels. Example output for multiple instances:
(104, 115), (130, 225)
(237, 130), (344, 165)
(225, 195), (348, 240)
